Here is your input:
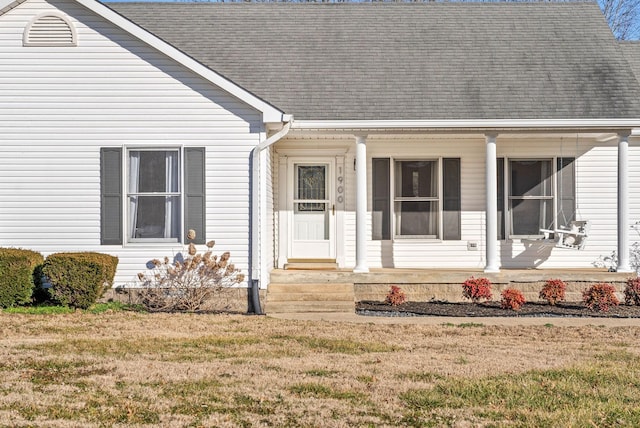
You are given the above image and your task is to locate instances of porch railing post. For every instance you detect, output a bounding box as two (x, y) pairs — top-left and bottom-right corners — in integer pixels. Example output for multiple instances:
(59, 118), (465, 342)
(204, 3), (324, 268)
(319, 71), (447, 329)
(354, 134), (369, 273)
(485, 133), (500, 273)
(617, 132), (632, 272)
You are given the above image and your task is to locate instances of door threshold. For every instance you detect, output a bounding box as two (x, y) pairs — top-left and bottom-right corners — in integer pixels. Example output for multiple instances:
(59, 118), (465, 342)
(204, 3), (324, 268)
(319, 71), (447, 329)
(284, 259), (338, 270)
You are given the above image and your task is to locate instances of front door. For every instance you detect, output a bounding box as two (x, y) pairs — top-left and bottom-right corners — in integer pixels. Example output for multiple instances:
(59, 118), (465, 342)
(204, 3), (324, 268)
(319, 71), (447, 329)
(289, 159), (336, 260)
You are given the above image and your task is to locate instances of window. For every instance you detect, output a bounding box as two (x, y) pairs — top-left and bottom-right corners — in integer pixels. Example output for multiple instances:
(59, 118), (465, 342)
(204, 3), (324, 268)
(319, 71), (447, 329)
(509, 159), (553, 237)
(100, 147), (205, 245)
(128, 149), (181, 241)
(395, 160), (439, 237)
(501, 158), (575, 239)
(372, 158), (390, 240)
(371, 158), (460, 240)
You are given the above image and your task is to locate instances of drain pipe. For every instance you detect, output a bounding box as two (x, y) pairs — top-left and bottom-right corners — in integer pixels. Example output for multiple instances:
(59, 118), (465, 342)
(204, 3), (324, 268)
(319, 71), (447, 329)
(248, 118), (292, 314)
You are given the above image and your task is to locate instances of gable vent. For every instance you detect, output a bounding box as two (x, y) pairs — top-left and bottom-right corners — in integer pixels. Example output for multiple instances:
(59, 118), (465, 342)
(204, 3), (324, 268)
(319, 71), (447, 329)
(23, 13), (77, 47)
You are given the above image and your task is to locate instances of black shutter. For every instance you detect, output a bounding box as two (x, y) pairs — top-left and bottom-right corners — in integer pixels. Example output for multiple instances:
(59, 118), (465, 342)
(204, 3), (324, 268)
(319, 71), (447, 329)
(100, 148), (123, 245)
(184, 147), (206, 244)
(557, 157), (576, 227)
(372, 158), (390, 240)
(442, 158), (461, 240)
(497, 158), (505, 240)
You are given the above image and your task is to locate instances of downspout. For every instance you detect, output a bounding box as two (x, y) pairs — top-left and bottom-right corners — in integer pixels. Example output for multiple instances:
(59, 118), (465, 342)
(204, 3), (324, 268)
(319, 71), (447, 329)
(248, 117), (292, 314)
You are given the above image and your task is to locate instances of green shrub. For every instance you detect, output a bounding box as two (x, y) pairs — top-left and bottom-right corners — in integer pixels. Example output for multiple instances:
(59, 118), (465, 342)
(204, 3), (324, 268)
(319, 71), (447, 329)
(0, 248), (44, 308)
(42, 252), (118, 309)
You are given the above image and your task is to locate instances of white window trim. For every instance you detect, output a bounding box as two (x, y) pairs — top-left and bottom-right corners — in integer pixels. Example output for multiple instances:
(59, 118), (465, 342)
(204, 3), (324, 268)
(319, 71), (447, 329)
(504, 157), (558, 240)
(391, 157), (443, 240)
(124, 147), (183, 245)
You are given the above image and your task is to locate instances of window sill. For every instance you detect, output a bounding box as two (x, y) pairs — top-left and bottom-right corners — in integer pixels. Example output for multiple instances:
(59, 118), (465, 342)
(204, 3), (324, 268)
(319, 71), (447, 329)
(126, 240), (182, 246)
(509, 236), (547, 241)
(393, 236), (441, 242)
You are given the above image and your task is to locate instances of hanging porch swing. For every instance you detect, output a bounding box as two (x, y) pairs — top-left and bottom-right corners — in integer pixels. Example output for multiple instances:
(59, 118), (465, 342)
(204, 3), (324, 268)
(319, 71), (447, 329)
(539, 134), (590, 250)
(540, 220), (590, 250)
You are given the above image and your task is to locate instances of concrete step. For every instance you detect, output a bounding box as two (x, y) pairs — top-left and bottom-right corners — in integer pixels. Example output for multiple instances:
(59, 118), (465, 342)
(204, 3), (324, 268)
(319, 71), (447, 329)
(267, 282), (353, 294)
(266, 282), (355, 314)
(267, 292), (354, 302)
(284, 262), (339, 270)
(269, 271), (351, 284)
(265, 301), (355, 313)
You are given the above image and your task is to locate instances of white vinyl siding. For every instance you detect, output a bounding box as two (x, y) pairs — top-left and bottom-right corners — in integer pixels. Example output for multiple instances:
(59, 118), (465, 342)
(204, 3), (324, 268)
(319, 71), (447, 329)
(0, 0), (263, 285)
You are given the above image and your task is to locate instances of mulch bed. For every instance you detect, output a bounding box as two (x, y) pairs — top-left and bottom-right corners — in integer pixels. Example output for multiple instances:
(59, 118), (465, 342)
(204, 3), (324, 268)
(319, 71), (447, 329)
(356, 300), (640, 318)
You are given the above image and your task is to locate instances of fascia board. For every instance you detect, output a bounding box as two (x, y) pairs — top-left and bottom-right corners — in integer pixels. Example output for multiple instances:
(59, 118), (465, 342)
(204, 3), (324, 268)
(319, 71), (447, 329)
(292, 119), (640, 132)
(74, 0), (284, 123)
(0, 0), (25, 14)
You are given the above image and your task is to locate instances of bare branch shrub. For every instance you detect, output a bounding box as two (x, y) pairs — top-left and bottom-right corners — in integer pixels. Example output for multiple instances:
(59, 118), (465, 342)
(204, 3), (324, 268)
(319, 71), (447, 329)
(136, 234), (244, 312)
(594, 221), (640, 275)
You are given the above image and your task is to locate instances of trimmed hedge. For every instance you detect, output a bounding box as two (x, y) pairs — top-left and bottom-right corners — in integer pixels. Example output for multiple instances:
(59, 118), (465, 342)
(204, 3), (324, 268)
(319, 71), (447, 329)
(0, 248), (44, 308)
(42, 252), (118, 309)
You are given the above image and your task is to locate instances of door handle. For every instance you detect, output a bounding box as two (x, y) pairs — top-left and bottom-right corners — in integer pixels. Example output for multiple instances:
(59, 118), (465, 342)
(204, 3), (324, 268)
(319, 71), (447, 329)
(332, 204), (335, 215)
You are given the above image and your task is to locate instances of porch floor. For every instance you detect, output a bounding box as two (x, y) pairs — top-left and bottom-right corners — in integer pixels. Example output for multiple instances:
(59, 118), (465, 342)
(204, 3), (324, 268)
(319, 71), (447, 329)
(270, 267), (628, 284)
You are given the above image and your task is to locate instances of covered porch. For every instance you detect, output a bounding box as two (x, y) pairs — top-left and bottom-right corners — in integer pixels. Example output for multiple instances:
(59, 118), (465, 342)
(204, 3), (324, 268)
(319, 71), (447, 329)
(340, 126), (635, 274)
(269, 123), (637, 278)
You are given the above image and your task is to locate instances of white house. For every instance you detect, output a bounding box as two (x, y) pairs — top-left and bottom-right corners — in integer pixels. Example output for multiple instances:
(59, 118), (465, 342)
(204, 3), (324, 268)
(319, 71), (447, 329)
(1, 0), (640, 310)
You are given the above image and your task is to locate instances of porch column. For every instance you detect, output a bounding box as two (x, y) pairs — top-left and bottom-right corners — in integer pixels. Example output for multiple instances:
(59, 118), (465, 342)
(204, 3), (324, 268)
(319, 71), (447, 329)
(354, 134), (369, 273)
(617, 132), (632, 272)
(484, 133), (500, 273)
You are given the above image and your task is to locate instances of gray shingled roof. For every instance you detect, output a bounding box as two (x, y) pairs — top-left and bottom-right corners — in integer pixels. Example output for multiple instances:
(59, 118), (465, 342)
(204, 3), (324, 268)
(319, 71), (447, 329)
(109, 2), (640, 121)
(620, 41), (640, 87)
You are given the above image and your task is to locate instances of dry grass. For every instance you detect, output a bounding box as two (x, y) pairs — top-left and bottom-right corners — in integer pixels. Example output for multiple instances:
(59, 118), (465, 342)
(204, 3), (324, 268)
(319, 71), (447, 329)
(1, 312), (640, 427)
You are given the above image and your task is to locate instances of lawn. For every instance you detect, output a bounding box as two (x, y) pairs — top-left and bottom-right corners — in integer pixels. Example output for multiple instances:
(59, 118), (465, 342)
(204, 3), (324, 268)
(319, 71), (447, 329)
(1, 311), (640, 427)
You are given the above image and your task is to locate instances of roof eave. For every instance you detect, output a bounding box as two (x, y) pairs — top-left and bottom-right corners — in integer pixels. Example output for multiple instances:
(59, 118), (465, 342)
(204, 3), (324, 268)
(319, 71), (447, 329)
(291, 119), (640, 134)
(0, 0), (25, 14)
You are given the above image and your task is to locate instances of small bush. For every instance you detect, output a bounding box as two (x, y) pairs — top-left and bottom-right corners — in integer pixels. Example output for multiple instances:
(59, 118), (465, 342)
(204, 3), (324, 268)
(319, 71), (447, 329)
(582, 283), (620, 312)
(42, 252), (118, 309)
(501, 288), (526, 311)
(462, 277), (492, 303)
(385, 285), (406, 306)
(539, 278), (567, 306)
(624, 277), (640, 306)
(136, 237), (244, 312)
(0, 248), (44, 308)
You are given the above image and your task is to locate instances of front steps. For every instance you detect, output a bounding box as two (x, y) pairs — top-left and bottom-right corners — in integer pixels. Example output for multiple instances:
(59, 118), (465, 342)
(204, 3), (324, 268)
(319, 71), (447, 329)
(265, 282), (355, 314)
